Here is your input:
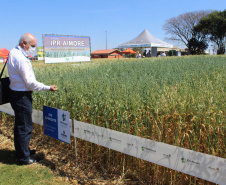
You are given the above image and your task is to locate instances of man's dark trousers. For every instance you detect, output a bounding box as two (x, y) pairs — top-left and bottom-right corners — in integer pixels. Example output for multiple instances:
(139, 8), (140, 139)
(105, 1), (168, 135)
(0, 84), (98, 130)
(10, 90), (33, 163)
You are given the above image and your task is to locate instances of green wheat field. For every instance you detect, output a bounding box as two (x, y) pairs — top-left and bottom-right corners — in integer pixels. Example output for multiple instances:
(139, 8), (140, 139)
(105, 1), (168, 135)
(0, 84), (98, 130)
(1, 55), (225, 184)
(34, 55), (225, 156)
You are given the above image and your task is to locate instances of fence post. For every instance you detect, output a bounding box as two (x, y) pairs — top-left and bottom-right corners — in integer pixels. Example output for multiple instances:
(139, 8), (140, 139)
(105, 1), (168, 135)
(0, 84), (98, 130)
(73, 119), (78, 167)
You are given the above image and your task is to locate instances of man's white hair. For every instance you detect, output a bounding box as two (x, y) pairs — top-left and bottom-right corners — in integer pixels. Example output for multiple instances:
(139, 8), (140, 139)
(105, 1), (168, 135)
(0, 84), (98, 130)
(19, 34), (32, 44)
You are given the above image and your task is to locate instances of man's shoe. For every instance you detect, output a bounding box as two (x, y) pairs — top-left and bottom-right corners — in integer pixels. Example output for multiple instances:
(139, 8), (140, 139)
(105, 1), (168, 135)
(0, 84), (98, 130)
(17, 158), (37, 165)
(30, 150), (36, 156)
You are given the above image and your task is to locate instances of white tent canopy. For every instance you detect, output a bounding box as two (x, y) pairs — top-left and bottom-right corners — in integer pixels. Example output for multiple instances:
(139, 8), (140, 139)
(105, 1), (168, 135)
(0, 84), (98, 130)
(118, 29), (173, 48)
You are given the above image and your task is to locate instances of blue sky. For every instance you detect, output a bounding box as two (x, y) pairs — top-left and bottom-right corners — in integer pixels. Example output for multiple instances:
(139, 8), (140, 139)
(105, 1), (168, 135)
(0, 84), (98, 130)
(0, 0), (225, 51)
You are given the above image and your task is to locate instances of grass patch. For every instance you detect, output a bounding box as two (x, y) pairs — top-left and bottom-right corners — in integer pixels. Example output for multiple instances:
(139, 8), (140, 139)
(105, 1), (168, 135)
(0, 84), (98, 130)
(0, 164), (56, 185)
(0, 134), (67, 185)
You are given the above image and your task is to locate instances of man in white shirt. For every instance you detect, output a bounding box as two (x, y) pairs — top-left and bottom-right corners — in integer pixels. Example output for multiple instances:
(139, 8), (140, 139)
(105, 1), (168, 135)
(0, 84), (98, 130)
(177, 50), (181, 56)
(160, 52), (166, 57)
(7, 33), (57, 165)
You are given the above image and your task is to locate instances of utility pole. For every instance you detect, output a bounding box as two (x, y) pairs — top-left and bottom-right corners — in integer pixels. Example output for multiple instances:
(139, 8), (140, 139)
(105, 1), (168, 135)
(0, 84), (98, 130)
(105, 31), (107, 50)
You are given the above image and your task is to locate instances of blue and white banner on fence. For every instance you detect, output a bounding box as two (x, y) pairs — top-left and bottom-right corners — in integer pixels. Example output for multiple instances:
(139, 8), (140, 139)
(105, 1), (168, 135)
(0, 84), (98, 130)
(74, 120), (226, 185)
(43, 106), (71, 144)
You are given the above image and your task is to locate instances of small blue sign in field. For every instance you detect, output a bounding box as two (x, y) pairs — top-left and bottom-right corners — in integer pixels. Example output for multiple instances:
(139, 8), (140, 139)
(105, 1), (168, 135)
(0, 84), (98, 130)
(43, 106), (71, 144)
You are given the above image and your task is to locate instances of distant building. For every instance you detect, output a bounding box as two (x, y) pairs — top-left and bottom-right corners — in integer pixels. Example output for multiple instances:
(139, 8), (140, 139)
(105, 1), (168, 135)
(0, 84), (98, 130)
(37, 47), (44, 60)
(91, 49), (122, 59)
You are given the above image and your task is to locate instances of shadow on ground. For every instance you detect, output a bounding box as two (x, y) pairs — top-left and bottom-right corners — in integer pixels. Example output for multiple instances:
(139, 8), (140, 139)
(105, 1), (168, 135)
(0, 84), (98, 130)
(0, 149), (55, 170)
(0, 149), (17, 165)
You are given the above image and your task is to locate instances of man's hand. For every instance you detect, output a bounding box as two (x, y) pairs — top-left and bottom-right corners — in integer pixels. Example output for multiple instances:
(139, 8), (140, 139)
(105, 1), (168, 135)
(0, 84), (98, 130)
(50, 85), (58, 91)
